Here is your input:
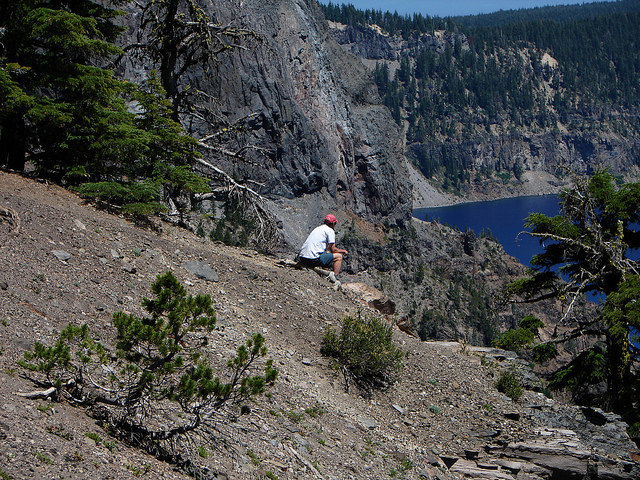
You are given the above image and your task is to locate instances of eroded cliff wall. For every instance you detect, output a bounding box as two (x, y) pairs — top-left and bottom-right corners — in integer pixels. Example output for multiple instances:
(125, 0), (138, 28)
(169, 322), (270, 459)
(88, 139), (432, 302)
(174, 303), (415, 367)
(181, 0), (412, 245)
(327, 21), (640, 205)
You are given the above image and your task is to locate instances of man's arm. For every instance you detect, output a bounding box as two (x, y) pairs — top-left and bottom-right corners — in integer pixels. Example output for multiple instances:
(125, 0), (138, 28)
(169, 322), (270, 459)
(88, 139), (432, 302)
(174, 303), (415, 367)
(327, 243), (348, 255)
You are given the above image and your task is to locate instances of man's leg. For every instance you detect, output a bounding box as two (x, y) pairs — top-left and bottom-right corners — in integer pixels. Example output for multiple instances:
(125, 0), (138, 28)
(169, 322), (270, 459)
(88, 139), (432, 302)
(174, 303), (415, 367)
(331, 253), (343, 275)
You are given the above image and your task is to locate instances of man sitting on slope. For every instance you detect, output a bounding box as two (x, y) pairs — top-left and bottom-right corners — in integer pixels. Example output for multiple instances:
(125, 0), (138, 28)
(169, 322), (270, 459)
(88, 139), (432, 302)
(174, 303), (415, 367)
(298, 214), (348, 284)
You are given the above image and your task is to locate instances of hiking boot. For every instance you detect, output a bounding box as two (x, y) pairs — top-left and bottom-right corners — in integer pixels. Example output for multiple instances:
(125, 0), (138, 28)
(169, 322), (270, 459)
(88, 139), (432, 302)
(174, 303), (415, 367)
(327, 272), (337, 283)
(313, 267), (330, 277)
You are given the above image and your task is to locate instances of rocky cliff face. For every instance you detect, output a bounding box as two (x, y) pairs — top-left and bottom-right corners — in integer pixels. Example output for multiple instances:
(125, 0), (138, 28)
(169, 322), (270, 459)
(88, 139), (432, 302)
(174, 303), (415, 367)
(327, 22), (640, 203)
(408, 130), (640, 205)
(178, 0), (413, 245)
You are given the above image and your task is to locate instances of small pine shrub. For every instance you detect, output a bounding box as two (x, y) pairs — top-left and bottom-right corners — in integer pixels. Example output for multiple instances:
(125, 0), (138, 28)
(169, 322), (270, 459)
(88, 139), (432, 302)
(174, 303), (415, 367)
(321, 314), (403, 395)
(492, 315), (544, 353)
(19, 272), (278, 466)
(495, 371), (523, 400)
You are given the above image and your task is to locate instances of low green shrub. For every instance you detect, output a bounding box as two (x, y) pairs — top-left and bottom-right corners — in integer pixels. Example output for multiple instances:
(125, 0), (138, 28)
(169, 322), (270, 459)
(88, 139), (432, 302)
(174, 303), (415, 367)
(495, 371), (523, 400)
(321, 314), (403, 395)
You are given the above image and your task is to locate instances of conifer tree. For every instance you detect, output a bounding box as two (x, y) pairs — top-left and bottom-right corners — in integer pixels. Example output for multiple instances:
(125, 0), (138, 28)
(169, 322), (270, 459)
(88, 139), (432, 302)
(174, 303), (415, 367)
(20, 272), (278, 464)
(0, 0), (132, 176)
(509, 170), (640, 430)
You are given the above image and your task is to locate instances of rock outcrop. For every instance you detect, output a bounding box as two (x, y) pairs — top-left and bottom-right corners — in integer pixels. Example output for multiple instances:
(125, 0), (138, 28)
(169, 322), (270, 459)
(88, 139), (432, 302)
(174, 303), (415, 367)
(164, 0), (413, 246)
(326, 21), (640, 204)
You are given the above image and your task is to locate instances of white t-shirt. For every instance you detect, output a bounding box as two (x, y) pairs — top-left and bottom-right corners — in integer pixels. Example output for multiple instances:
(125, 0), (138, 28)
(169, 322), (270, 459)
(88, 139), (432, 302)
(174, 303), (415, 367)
(299, 224), (335, 259)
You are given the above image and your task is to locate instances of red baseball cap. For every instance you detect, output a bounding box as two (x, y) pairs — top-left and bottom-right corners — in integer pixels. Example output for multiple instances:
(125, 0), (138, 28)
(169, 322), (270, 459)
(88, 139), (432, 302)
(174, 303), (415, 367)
(324, 214), (338, 224)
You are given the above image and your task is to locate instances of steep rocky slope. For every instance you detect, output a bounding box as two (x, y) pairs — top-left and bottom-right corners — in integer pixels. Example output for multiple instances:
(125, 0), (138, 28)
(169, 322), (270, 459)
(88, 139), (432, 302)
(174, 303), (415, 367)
(119, 0), (414, 247)
(326, 21), (640, 206)
(1, 172), (638, 480)
(115, 0), (576, 348)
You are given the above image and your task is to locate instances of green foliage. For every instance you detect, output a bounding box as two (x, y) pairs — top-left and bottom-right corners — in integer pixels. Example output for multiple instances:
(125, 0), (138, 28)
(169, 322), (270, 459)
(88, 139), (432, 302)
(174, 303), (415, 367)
(19, 323), (105, 388)
(75, 181), (167, 215)
(32, 451), (53, 465)
(321, 314), (403, 394)
(548, 347), (607, 394)
(283, 409), (304, 423)
(85, 432), (101, 444)
(519, 315), (544, 332)
(19, 272), (277, 460)
(492, 315), (544, 353)
(208, 200), (257, 247)
(125, 463), (151, 477)
(0, 0), (134, 174)
(73, 73), (208, 214)
(1, 5), (209, 216)
(305, 404), (326, 418)
(532, 343), (558, 363)
(197, 446), (208, 458)
(509, 171), (640, 420)
(399, 458), (413, 472)
(495, 371), (523, 400)
(247, 449), (261, 465)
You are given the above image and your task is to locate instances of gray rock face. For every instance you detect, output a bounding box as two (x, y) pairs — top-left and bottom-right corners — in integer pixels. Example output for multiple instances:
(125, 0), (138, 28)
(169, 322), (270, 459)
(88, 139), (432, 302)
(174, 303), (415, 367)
(328, 22), (640, 202)
(330, 23), (461, 61)
(409, 132), (640, 186)
(122, 0), (412, 247)
(435, 399), (640, 480)
(183, 261), (219, 282)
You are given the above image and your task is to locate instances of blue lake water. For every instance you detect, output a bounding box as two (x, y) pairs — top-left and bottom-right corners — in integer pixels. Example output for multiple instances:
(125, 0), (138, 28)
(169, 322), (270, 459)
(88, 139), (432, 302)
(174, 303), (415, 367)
(413, 195), (561, 265)
(414, 195), (640, 349)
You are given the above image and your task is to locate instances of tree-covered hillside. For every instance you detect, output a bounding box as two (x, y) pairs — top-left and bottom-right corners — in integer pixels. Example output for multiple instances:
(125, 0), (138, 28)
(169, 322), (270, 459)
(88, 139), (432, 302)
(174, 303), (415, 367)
(0, 0), (280, 249)
(454, 0), (640, 27)
(321, 1), (640, 192)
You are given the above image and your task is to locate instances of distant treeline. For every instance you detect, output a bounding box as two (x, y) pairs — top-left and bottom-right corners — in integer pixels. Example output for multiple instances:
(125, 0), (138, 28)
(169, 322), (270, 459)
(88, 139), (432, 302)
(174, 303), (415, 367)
(320, 0), (640, 30)
(452, 0), (640, 28)
(320, 1), (640, 192)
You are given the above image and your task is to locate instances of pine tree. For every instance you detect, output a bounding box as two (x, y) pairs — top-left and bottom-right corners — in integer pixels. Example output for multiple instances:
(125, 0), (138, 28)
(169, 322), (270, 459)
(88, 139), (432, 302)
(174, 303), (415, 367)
(509, 170), (640, 430)
(20, 272), (278, 463)
(0, 0), (132, 177)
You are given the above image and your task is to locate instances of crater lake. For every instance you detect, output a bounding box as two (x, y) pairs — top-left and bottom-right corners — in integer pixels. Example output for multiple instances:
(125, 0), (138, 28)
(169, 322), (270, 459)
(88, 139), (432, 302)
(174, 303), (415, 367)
(413, 195), (561, 266)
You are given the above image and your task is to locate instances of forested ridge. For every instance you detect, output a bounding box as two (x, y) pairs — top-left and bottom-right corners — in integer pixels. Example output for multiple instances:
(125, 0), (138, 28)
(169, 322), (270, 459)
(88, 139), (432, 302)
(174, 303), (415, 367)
(321, 0), (640, 192)
(321, 0), (640, 29)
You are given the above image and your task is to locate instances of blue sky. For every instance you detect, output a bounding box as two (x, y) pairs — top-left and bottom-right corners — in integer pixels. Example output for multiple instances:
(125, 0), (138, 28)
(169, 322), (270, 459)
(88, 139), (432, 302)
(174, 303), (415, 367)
(322, 1), (620, 17)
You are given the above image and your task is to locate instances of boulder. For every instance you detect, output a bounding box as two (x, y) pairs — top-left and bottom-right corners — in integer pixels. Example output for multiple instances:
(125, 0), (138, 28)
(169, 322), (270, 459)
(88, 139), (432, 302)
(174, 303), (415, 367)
(341, 282), (396, 315)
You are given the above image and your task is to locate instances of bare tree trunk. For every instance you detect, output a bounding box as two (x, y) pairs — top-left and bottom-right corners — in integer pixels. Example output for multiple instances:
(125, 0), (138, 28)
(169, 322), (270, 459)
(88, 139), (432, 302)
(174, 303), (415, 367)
(606, 326), (633, 414)
(0, 113), (26, 171)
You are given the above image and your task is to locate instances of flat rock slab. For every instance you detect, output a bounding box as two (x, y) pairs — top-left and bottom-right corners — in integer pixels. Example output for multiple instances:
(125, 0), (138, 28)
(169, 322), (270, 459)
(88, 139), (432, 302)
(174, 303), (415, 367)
(184, 261), (219, 282)
(51, 250), (71, 262)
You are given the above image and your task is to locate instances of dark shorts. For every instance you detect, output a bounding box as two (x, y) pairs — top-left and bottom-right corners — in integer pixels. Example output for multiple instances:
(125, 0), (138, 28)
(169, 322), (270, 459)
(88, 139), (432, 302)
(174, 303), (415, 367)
(299, 252), (334, 268)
